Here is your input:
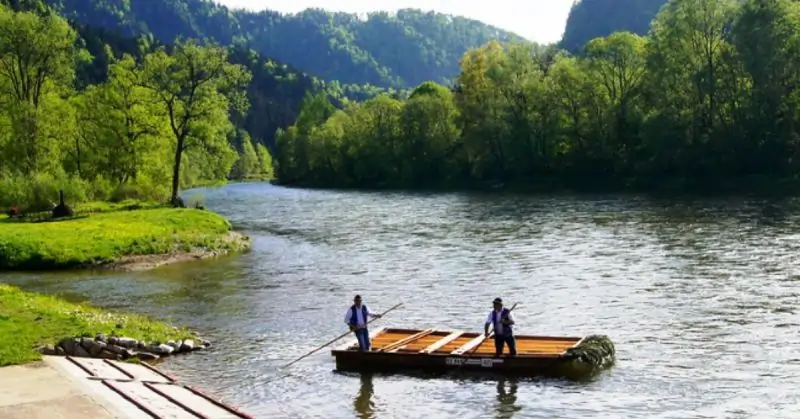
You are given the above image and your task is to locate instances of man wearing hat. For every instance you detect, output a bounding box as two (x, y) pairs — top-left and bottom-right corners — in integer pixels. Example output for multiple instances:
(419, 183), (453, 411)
(344, 295), (382, 351)
(484, 297), (516, 357)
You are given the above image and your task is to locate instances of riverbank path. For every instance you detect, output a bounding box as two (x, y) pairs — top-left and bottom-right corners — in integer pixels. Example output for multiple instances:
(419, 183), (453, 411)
(0, 355), (252, 418)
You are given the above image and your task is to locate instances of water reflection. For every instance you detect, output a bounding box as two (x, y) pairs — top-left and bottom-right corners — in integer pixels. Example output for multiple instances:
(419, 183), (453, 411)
(495, 377), (521, 418)
(353, 373), (375, 419)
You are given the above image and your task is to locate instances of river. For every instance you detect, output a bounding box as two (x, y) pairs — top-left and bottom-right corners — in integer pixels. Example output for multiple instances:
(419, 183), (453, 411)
(4, 182), (800, 418)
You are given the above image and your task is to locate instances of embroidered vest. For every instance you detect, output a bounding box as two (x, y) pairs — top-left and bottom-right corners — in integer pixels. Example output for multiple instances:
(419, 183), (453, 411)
(492, 308), (513, 335)
(349, 305), (368, 326)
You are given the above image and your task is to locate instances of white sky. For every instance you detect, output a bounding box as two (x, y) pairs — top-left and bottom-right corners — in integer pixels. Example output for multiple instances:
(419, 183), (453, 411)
(213, 0), (575, 44)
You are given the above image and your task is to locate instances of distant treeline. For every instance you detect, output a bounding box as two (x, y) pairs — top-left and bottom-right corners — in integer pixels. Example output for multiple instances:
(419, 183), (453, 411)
(274, 0), (800, 192)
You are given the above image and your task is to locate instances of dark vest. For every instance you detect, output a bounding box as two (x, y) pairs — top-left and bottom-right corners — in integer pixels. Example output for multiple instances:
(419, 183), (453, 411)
(349, 305), (368, 327)
(492, 308), (513, 336)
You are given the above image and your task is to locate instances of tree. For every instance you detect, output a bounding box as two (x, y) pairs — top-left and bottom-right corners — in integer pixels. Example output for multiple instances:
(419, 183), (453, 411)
(584, 32), (648, 172)
(230, 129), (259, 179)
(72, 55), (167, 184)
(139, 39), (251, 204)
(255, 142), (274, 178)
(0, 5), (84, 172)
(730, 0), (800, 173)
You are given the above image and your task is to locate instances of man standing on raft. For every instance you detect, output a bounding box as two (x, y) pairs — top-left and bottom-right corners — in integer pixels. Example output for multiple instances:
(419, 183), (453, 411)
(485, 297), (517, 357)
(344, 295), (382, 351)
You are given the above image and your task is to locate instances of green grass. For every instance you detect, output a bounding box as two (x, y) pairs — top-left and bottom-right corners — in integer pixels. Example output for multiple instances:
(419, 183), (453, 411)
(0, 283), (193, 366)
(0, 206), (248, 270)
(73, 199), (166, 214)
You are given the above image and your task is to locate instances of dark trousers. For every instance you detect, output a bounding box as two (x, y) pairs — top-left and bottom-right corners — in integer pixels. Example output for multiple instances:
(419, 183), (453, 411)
(354, 328), (371, 351)
(494, 333), (516, 356)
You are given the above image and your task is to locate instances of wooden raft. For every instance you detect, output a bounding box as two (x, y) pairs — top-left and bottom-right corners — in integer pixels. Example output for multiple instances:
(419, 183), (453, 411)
(331, 327), (587, 376)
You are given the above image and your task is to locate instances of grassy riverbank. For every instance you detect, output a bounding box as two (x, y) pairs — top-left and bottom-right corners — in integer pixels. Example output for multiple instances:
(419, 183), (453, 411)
(0, 203), (250, 270)
(0, 284), (191, 366)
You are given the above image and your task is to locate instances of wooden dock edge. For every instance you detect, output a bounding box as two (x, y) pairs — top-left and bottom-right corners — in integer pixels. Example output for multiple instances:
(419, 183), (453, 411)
(182, 383), (255, 419)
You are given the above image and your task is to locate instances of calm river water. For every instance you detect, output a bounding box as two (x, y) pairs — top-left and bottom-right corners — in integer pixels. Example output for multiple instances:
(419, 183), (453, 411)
(4, 183), (800, 418)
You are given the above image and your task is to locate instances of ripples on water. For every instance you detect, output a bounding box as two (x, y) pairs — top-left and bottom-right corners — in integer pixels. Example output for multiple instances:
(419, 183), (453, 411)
(5, 184), (800, 418)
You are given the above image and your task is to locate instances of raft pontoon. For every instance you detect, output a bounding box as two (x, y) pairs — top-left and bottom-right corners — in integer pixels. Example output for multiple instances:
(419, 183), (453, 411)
(331, 327), (615, 379)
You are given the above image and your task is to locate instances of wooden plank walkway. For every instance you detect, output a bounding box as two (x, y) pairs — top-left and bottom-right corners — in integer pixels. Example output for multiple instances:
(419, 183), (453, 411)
(44, 355), (252, 419)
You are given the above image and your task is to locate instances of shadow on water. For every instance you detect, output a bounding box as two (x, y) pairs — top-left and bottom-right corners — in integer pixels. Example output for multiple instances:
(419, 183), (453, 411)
(339, 368), (599, 418)
(353, 373), (375, 419)
(347, 372), (522, 419)
(495, 377), (521, 418)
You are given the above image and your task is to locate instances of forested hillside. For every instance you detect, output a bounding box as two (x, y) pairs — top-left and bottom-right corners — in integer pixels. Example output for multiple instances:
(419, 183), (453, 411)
(0, 0), (353, 209)
(560, 0), (666, 53)
(274, 0), (800, 193)
(37, 0), (526, 88)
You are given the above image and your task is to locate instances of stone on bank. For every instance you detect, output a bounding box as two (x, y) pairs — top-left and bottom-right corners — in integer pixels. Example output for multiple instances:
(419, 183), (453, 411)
(40, 334), (212, 362)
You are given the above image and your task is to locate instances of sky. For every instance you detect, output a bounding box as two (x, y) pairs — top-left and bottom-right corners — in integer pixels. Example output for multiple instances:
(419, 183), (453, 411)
(213, 0), (576, 44)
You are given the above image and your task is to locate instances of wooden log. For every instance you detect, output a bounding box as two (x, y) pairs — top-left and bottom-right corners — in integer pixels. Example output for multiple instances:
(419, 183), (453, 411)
(378, 329), (436, 353)
(420, 331), (464, 354)
(451, 334), (488, 355)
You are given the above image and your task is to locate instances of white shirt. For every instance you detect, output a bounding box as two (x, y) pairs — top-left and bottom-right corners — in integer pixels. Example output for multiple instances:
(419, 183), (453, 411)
(344, 304), (371, 327)
(485, 309), (515, 335)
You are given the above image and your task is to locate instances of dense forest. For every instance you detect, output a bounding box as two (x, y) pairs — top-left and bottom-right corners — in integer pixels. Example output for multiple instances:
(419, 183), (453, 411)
(34, 0), (525, 88)
(274, 0), (800, 192)
(0, 0), (284, 209)
(560, 0), (666, 53)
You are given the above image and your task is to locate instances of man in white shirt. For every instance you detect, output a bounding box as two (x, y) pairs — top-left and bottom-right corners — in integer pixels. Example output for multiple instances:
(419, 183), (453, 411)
(484, 297), (516, 357)
(344, 295), (382, 351)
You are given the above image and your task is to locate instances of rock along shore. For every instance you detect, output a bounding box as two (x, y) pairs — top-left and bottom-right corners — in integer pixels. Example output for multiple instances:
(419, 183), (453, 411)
(39, 334), (210, 362)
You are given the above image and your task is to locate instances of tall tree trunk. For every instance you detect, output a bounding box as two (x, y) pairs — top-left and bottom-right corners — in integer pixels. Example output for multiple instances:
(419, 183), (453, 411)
(170, 136), (185, 204)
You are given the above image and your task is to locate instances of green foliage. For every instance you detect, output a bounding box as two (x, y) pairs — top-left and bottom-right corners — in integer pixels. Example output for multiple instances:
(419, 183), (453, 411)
(559, 334), (616, 379)
(0, 3), (85, 174)
(230, 129), (259, 179)
(273, 0), (800, 192)
(0, 283), (193, 366)
(0, 0), (519, 200)
(0, 207), (240, 269)
(0, 5), (279, 208)
(255, 142), (274, 179)
(138, 39), (250, 201)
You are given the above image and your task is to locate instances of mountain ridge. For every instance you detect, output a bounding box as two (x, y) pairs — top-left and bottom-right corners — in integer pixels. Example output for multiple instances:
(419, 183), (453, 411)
(41, 0), (529, 88)
(560, 0), (667, 52)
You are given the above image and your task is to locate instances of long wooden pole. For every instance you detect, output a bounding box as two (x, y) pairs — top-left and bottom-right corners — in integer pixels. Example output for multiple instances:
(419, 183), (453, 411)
(281, 302), (403, 368)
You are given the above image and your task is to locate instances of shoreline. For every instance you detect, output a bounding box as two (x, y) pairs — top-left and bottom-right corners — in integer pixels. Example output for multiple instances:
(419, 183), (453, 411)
(0, 206), (251, 272)
(270, 174), (800, 198)
(87, 230), (250, 272)
(0, 283), (208, 367)
(0, 204), (248, 367)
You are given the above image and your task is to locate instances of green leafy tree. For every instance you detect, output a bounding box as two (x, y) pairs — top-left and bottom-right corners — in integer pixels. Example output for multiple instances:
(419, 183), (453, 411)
(139, 39), (251, 203)
(0, 5), (84, 173)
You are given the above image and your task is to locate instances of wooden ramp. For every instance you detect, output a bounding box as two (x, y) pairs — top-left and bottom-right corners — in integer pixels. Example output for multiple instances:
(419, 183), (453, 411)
(44, 356), (251, 419)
